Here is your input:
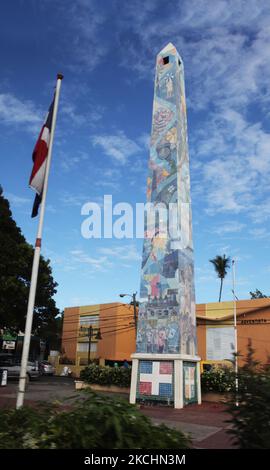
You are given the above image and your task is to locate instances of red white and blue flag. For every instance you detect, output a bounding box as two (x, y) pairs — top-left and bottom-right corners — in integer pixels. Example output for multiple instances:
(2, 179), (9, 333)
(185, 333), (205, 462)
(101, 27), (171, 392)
(29, 97), (55, 217)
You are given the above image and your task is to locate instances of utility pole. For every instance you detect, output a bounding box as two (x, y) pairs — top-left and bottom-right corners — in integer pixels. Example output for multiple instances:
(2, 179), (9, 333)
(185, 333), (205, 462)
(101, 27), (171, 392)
(232, 259), (239, 406)
(88, 325), (93, 365)
(132, 292), (138, 335)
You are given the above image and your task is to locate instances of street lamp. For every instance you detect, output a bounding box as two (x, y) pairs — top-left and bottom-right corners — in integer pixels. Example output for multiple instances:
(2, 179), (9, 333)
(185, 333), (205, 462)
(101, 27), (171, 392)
(119, 292), (138, 336)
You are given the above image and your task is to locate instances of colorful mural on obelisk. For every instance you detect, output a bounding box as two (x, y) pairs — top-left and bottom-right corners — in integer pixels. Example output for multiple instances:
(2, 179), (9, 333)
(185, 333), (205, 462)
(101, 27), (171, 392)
(137, 43), (196, 356)
(130, 43), (200, 407)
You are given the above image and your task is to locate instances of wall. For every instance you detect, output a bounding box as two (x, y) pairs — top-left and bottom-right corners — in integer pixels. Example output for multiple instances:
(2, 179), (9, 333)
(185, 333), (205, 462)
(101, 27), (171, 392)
(61, 306), (79, 361)
(62, 302), (136, 363)
(196, 299), (270, 366)
(196, 303), (206, 360)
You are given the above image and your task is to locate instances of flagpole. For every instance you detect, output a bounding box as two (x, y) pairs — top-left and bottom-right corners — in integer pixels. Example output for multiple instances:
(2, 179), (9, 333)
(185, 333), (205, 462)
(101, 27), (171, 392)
(16, 73), (63, 409)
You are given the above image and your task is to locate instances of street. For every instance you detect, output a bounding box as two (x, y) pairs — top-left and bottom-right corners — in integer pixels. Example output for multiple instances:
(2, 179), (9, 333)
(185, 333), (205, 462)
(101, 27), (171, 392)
(0, 375), (77, 405)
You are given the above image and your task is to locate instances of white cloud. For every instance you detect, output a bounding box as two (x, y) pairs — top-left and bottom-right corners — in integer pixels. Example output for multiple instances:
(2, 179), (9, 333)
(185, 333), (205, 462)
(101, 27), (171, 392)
(118, 0), (270, 109)
(60, 193), (89, 207)
(113, 0), (270, 224)
(5, 193), (31, 206)
(59, 150), (89, 172)
(212, 221), (246, 236)
(137, 132), (150, 150)
(192, 108), (270, 218)
(92, 131), (141, 164)
(68, 245), (140, 273)
(70, 249), (111, 271)
(60, 97), (104, 129)
(0, 93), (42, 134)
(98, 244), (141, 261)
(55, 0), (108, 72)
(249, 227), (269, 239)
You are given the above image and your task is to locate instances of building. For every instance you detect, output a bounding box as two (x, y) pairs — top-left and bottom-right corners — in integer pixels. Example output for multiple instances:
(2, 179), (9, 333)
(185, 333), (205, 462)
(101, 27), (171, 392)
(61, 302), (136, 367)
(60, 298), (270, 372)
(197, 298), (270, 367)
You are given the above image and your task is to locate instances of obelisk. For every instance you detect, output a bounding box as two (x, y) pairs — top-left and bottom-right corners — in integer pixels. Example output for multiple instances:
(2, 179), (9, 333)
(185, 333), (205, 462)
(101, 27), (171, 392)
(130, 43), (201, 408)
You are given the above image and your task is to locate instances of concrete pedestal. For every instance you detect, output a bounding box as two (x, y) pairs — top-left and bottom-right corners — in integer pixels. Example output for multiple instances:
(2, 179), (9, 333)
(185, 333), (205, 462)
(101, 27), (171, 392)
(130, 353), (201, 409)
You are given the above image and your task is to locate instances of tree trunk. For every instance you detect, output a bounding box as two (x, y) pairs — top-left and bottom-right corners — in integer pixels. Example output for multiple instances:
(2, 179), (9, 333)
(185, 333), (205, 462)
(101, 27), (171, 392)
(219, 278), (223, 302)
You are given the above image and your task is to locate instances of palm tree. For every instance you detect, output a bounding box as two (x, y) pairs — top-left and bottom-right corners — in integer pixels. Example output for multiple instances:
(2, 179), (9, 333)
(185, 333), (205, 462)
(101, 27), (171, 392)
(209, 254), (231, 302)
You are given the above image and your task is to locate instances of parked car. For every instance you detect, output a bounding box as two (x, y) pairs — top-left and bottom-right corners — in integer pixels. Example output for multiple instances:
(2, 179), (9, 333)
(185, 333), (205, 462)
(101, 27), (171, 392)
(39, 360), (55, 376)
(0, 354), (40, 381)
(200, 360), (233, 373)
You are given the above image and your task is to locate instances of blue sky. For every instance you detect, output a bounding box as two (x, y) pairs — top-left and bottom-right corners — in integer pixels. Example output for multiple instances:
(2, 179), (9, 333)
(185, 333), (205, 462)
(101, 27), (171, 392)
(1, 0), (270, 310)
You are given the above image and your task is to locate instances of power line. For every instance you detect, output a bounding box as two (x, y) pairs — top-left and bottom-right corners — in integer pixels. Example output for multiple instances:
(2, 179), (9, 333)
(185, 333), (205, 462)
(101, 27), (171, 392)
(63, 319), (135, 335)
(61, 320), (270, 341)
(62, 324), (135, 342)
(63, 313), (134, 325)
(63, 303), (135, 319)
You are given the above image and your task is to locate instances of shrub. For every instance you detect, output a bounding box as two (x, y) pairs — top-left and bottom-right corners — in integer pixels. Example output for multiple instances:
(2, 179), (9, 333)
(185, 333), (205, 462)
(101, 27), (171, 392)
(0, 391), (191, 449)
(201, 367), (235, 393)
(80, 364), (131, 388)
(226, 342), (270, 449)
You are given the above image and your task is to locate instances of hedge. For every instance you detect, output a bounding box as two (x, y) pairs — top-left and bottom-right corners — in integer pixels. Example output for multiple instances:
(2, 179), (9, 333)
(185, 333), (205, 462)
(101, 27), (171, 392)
(80, 364), (131, 388)
(201, 368), (235, 393)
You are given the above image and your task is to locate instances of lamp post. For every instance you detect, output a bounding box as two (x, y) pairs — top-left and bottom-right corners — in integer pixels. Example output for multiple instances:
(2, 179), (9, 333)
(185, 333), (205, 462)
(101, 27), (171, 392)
(119, 292), (138, 336)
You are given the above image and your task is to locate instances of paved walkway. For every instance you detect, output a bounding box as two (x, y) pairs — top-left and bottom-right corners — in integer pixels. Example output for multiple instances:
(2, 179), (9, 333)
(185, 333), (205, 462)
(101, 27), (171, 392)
(140, 402), (237, 449)
(0, 378), (237, 449)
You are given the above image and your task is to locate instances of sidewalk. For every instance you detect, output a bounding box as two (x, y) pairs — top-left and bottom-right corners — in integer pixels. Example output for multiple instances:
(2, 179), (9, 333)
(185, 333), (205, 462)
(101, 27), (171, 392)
(139, 402), (237, 449)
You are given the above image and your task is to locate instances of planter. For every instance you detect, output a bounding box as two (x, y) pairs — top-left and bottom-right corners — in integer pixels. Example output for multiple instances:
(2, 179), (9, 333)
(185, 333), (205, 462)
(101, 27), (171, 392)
(202, 391), (231, 403)
(75, 380), (130, 394)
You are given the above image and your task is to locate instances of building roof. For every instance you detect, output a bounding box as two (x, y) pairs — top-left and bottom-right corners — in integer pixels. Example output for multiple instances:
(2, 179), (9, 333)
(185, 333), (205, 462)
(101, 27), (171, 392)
(196, 298), (270, 322)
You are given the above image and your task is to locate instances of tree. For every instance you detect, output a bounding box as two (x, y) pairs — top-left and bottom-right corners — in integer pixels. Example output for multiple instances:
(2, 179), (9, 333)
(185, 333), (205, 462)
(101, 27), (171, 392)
(0, 186), (60, 338)
(227, 342), (270, 449)
(38, 312), (63, 354)
(250, 289), (269, 299)
(209, 254), (231, 302)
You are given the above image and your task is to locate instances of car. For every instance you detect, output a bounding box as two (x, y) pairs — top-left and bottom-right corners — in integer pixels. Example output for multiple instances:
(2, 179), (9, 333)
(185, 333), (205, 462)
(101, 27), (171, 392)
(200, 360), (233, 373)
(39, 360), (55, 376)
(0, 354), (40, 381)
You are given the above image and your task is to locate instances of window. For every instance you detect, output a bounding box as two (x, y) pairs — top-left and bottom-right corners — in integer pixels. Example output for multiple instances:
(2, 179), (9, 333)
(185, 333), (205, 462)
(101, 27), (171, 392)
(178, 59), (181, 66)
(77, 343), (97, 353)
(163, 56), (169, 65)
(79, 315), (99, 326)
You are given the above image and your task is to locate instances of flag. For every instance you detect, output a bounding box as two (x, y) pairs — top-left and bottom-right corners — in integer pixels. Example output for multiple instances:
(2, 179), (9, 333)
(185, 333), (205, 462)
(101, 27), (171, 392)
(29, 96), (55, 217)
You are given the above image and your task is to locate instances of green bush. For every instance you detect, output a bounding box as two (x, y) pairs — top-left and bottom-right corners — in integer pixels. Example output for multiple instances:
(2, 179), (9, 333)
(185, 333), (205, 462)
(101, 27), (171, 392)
(80, 364), (131, 388)
(226, 344), (270, 449)
(0, 391), (191, 449)
(201, 367), (235, 393)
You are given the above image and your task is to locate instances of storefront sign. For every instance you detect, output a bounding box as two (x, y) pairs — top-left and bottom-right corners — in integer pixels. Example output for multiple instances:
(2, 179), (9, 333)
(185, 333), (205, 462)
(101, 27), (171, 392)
(240, 319), (267, 324)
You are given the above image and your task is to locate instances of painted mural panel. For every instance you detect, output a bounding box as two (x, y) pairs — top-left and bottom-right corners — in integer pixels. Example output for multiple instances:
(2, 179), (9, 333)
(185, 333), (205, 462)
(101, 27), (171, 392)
(137, 360), (174, 400)
(136, 43), (197, 356)
(183, 362), (197, 404)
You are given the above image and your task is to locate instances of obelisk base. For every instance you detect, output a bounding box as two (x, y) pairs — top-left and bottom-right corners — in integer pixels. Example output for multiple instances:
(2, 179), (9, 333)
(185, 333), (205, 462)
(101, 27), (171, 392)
(130, 353), (201, 409)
